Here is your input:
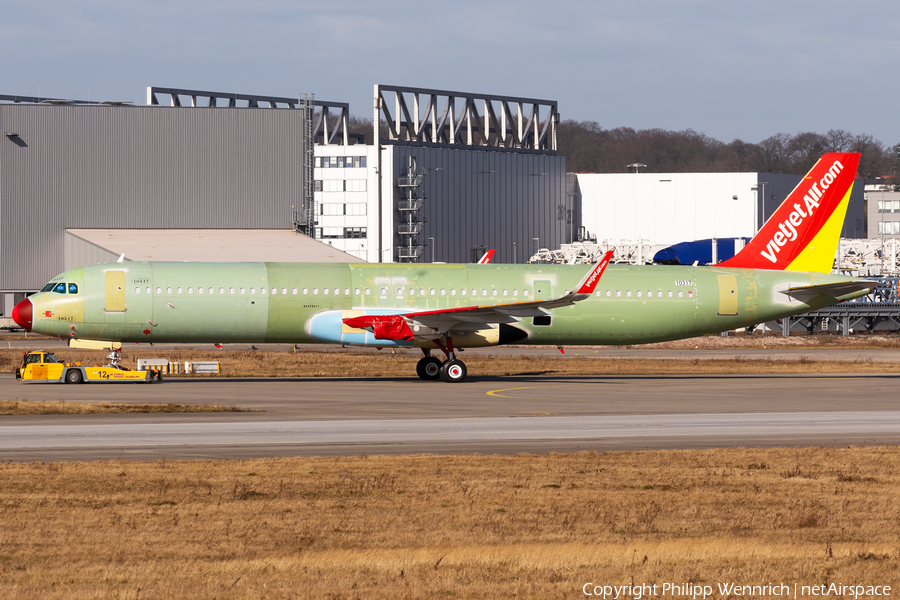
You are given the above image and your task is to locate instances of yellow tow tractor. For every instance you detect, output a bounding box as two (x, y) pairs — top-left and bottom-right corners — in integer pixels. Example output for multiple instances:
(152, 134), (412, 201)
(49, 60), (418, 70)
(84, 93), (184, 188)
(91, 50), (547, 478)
(15, 350), (158, 384)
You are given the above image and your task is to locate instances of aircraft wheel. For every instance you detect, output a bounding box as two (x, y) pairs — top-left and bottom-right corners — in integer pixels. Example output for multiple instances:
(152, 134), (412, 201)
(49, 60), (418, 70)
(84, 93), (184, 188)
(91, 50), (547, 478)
(65, 369), (83, 384)
(440, 359), (467, 383)
(416, 356), (442, 380)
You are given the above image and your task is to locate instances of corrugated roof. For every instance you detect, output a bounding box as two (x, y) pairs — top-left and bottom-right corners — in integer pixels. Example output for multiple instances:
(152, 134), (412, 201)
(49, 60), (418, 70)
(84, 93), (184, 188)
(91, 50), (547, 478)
(66, 229), (363, 263)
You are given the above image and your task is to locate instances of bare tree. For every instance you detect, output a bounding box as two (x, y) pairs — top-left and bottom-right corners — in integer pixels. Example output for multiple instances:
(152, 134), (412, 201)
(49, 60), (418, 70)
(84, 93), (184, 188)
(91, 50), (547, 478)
(788, 132), (828, 173)
(753, 133), (792, 173)
(825, 129), (853, 152)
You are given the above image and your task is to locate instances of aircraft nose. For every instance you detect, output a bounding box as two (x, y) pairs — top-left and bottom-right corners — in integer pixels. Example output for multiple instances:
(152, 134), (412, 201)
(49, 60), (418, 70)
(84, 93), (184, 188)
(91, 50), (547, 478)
(12, 298), (32, 331)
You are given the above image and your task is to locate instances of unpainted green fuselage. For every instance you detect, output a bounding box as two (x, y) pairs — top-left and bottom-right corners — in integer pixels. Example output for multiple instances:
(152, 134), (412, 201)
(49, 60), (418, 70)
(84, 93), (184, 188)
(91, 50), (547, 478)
(27, 262), (867, 346)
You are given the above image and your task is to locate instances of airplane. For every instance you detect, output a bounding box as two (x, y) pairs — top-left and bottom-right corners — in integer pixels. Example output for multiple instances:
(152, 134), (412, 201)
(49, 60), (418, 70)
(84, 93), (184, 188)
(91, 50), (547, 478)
(477, 249), (495, 264)
(12, 153), (874, 383)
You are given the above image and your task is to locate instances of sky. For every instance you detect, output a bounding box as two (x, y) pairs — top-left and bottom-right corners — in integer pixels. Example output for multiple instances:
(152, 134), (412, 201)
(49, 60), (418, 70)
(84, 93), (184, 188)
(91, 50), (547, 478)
(3, 0), (899, 147)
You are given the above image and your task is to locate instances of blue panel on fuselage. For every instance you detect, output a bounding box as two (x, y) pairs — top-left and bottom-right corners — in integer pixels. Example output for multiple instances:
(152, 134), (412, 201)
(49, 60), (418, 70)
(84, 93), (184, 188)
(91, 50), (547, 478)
(305, 309), (414, 347)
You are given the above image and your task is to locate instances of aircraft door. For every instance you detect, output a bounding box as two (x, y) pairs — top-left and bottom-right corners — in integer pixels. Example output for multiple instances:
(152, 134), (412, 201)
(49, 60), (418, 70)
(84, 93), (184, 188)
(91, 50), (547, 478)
(533, 280), (552, 300)
(104, 270), (127, 313)
(716, 274), (739, 317)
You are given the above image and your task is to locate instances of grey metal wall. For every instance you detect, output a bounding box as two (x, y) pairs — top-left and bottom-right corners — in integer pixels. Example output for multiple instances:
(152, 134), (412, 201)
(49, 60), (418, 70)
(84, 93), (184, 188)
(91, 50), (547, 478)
(389, 146), (568, 264)
(757, 174), (865, 239)
(0, 105), (304, 291)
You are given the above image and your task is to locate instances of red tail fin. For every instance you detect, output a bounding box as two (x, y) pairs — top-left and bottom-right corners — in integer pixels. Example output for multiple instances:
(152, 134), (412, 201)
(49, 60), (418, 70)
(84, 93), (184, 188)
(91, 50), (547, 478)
(477, 249), (495, 264)
(718, 152), (860, 272)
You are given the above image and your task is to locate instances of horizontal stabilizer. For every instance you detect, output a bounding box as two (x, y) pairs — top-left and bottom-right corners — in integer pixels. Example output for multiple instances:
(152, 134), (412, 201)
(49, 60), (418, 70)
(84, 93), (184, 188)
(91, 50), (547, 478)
(780, 280), (874, 302)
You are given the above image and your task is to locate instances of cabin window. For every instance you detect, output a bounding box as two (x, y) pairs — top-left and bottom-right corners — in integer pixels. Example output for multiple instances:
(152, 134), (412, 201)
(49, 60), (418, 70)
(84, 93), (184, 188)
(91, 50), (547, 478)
(380, 287), (387, 296)
(492, 289), (498, 297)
(323, 288), (328, 295)
(668, 290), (673, 297)
(688, 291), (694, 298)
(409, 288), (415, 296)
(301, 288), (307, 295)
(333, 288), (339, 295)
(156, 287), (162, 294)
(397, 288), (404, 298)
(523, 290), (529, 297)
(176, 287), (182, 294)
(146, 287), (150, 294)
(354, 288), (360, 295)
(167, 287), (173, 294)
(198, 287), (204, 295)
(344, 288), (349, 295)
(419, 288), (425, 296)
(657, 290), (662, 297)
(282, 288), (287, 295)
(461, 289), (467, 296)
(502, 289), (508, 296)
(451, 289), (457, 296)
(313, 288), (319, 295)
(135, 287), (140, 294)
(513, 289), (518, 297)
(482, 289), (487, 296)
(441, 289), (446, 296)
(637, 290), (642, 297)
(616, 290), (621, 297)
(240, 287), (245, 294)
(606, 290), (611, 297)
(365, 287), (371, 295)
(626, 290), (632, 297)
(430, 289), (436, 296)
(188, 288), (193, 295)
(209, 287), (214, 295)
(272, 287), (278, 295)
(228, 288), (234, 294)
(678, 291), (683, 298)
(217, 287), (223, 294)
(293, 288), (298, 295)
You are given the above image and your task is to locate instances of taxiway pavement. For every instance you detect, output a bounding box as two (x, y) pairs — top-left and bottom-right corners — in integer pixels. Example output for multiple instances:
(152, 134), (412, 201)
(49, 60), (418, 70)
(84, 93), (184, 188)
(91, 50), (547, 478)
(2, 371), (900, 461)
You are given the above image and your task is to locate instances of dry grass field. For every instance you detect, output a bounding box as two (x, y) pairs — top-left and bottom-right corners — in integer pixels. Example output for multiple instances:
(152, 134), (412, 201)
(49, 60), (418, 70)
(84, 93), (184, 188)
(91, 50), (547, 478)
(1, 346), (899, 380)
(1, 447), (899, 599)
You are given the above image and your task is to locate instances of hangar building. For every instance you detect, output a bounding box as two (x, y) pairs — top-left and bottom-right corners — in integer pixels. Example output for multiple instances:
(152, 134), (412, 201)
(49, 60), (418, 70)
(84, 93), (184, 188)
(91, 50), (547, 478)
(570, 170), (866, 250)
(0, 85), (569, 319)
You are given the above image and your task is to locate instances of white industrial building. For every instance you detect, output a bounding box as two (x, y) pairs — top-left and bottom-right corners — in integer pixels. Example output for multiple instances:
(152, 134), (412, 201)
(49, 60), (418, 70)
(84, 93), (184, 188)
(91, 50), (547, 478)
(570, 170), (865, 253)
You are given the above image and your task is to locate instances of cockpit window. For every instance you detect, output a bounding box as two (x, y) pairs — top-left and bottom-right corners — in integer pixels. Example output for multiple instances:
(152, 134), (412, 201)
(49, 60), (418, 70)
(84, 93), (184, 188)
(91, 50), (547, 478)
(53, 283), (66, 294)
(41, 283), (55, 292)
(68, 283), (78, 294)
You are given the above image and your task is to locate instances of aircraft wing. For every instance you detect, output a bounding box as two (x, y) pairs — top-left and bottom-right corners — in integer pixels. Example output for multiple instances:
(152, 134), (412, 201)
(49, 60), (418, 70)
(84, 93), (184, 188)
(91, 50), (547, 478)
(343, 252), (613, 341)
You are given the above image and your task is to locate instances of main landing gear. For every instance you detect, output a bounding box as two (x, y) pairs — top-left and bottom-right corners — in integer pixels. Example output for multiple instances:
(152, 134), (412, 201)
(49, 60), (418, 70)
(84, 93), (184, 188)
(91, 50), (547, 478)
(416, 336), (467, 383)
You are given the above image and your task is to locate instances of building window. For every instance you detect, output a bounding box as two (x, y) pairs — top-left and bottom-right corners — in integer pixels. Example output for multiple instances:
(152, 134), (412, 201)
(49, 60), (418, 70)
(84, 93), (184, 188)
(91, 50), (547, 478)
(344, 227), (367, 239)
(346, 202), (367, 215)
(314, 180), (323, 192)
(879, 221), (900, 235)
(317, 156), (366, 169)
